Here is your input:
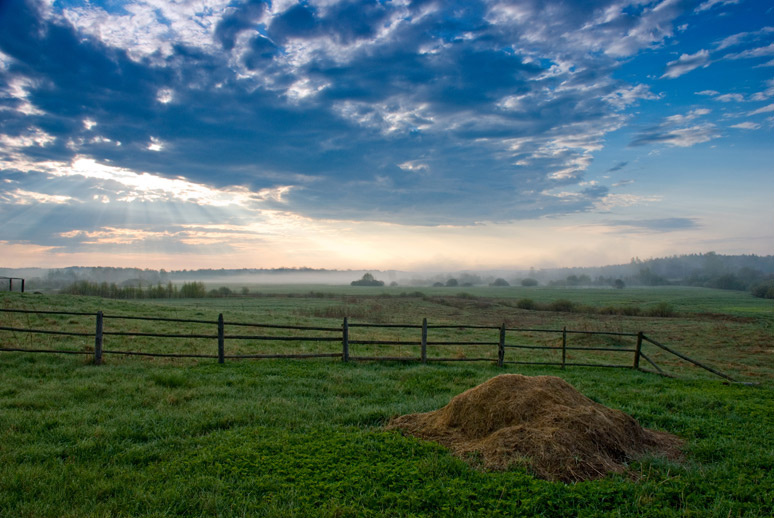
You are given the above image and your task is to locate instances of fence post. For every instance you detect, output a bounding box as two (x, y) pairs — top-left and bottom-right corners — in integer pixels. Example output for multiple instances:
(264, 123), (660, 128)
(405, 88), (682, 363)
(561, 327), (567, 369)
(421, 318), (428, 363)
(342, 317), (349, 362)
(94, 311), (103, 365)
(633, 331), (643, 370)
(498, 323), (505, 367)
(21, 279), (25, 293)
(217, 313), (225, 364)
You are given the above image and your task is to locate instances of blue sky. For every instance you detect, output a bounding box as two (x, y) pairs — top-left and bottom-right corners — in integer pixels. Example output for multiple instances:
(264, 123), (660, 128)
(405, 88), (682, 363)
(0, 0), (772, 270)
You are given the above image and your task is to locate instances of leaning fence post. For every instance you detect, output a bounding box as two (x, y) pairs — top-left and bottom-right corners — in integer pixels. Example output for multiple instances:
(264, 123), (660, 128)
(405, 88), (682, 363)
(633, 331), (643, 370)
(94, 311), (103, 365)
(217, 313), (225, 364)
(498, 323), (505, 367)
(561, 327), (567, 369)
(342, 317), (349, 362)
(421, 318), (428, 363)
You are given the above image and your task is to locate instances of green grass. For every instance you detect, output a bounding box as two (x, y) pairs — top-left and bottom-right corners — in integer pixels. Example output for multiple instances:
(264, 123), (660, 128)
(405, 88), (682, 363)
(1, 289), (774, 516)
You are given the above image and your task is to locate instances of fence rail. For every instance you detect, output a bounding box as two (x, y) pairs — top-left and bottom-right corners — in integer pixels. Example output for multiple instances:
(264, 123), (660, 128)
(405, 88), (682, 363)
(0, 307), (735, 381)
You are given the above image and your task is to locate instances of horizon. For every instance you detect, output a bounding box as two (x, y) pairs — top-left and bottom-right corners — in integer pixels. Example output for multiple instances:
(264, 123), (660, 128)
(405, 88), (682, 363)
(1, 0), (773, 270)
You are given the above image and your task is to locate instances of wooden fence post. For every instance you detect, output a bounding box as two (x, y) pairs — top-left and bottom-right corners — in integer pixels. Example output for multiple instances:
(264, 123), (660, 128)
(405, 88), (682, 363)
(94, 311), (103, 365)
(342, 317), (349, 362)
(21, 279), (25, 293)
(421, 318), (428, 363)
(217, 313), (225, 364)
(561, 327), (567, 369)
(498, 323), (505, 367)
(633, 331), (643, 370)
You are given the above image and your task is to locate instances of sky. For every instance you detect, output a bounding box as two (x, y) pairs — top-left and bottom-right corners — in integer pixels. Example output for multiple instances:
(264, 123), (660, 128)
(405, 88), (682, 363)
(0, 0), (772, 272)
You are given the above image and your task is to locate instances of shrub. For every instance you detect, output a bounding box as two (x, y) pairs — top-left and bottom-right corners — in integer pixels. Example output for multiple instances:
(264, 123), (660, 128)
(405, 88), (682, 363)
(619, 305), (642, 316)
(520, 278), (538, 287)
(491, 278), (510, 287)
(516, 298), (536, 310)
(647, 302), (676, 317)
(351, 273), (385, 287)
(751, 280), (774, 299)
(548, 299), (575, 312)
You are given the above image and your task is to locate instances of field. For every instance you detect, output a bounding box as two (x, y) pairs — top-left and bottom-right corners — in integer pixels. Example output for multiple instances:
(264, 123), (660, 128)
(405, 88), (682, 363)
(1, 286), (773, 517)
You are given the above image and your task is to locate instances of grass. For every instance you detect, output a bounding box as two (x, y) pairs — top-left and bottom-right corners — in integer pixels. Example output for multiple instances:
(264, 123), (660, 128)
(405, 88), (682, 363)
(1, 288), (773, 516)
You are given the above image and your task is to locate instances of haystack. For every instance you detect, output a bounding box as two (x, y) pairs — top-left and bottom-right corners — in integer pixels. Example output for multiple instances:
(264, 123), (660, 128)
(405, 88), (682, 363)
(387, 374), (681, 482)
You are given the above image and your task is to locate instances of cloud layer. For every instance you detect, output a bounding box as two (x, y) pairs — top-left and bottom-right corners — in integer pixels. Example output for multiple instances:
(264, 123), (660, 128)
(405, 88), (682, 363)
(0, 0), (772, 268)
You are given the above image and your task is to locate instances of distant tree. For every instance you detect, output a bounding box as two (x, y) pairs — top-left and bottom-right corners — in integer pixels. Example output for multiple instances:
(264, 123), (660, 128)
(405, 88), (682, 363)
(751, 279), (774, 299)
(445, 278), (459, 287)
(521, 278), (538, 287)
(432, 282), (444, 287)
(351, 273), (385, 286)
(389, 281), (398, 287)
(490, 278), (510, 287)
(614, 279), (625, 289)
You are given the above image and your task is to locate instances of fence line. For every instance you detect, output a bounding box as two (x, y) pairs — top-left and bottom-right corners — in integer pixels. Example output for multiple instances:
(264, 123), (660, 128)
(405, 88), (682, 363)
(0, 307), (735, 381)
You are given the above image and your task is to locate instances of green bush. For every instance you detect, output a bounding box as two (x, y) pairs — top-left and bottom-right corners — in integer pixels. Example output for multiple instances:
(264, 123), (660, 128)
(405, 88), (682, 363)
(516, 298), (536, 310)
(647, 302), (676, 317)
(751, 280), (774, 299)
(548, 299), (575, 312)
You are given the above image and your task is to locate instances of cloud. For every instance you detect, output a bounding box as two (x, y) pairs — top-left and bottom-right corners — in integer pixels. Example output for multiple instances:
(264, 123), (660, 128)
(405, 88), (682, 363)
(749, 104), (774, 116)
(714, 93), (744, 102)
(730, 122), (760, 130)
(607, 218), (699, 232)
(694, 0), (740, 13)
(630, 123), (719, 147)
(661, 49), (710, 78)
(715, 27), (774, 51)
(606, 161), (628, 173)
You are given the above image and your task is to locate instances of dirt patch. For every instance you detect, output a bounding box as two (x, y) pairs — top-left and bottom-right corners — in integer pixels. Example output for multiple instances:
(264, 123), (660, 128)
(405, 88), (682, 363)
(387, 374), (682, 482)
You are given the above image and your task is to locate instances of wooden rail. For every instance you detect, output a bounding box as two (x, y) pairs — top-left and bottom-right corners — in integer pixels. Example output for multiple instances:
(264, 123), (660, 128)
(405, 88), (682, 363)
(0, 307), (735, 380)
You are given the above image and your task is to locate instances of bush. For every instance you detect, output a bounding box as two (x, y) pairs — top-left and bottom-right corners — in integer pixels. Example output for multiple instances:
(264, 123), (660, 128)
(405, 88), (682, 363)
(520, 278), (538, 287)
(491, 278), (510, 287)
(351, 273), (385, 287)
(516, 298), (536, 310)
(751, 280), (774, 299)
(548, 299), (575, 312)
(647, 302), (676, 317)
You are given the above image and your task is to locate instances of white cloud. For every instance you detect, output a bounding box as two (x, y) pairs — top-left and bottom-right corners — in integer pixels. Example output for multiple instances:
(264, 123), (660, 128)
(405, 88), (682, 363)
(751, 79), (774, 101)
(22, 156), (296, 209)
(156, 89), (174, 104)
(694, 0), (740, 13)
(398, 161), (430, 173)
(55, 0), (233, 62)
(0, 128), (56, 148)
(663, 108), (710, 124)
(749, 104), (774, 116)
(725, 43), (774, 61)
(730, 122), (760, 130)
(714, 93), (745, 102)
(1, 189), (76, 205)
(147, 136), (165, 152)
(2, 76), (45, 116)
(603, 84), (660, 110)
(661, 49), (710, 78)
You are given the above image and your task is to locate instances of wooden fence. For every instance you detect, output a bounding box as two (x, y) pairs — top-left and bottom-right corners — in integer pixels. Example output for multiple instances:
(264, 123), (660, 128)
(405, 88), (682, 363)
(0, 307), (735, 381)
(0, 277), (25, 293)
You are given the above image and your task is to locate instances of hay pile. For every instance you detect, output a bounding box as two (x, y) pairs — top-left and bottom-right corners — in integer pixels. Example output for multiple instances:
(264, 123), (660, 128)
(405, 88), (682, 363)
(387, 374), (681, 482)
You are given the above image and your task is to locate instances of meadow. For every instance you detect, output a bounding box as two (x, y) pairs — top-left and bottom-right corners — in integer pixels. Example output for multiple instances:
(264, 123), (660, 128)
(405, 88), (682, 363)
(1, 286), (773, 517)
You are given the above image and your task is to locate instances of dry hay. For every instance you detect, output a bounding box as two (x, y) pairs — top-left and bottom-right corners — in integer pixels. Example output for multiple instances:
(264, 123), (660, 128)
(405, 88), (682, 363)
(387, 374), (682, 482)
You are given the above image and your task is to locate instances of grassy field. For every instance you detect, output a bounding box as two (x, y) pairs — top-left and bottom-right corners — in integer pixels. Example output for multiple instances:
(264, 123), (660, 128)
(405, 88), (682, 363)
(1, 287), (773, 516)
